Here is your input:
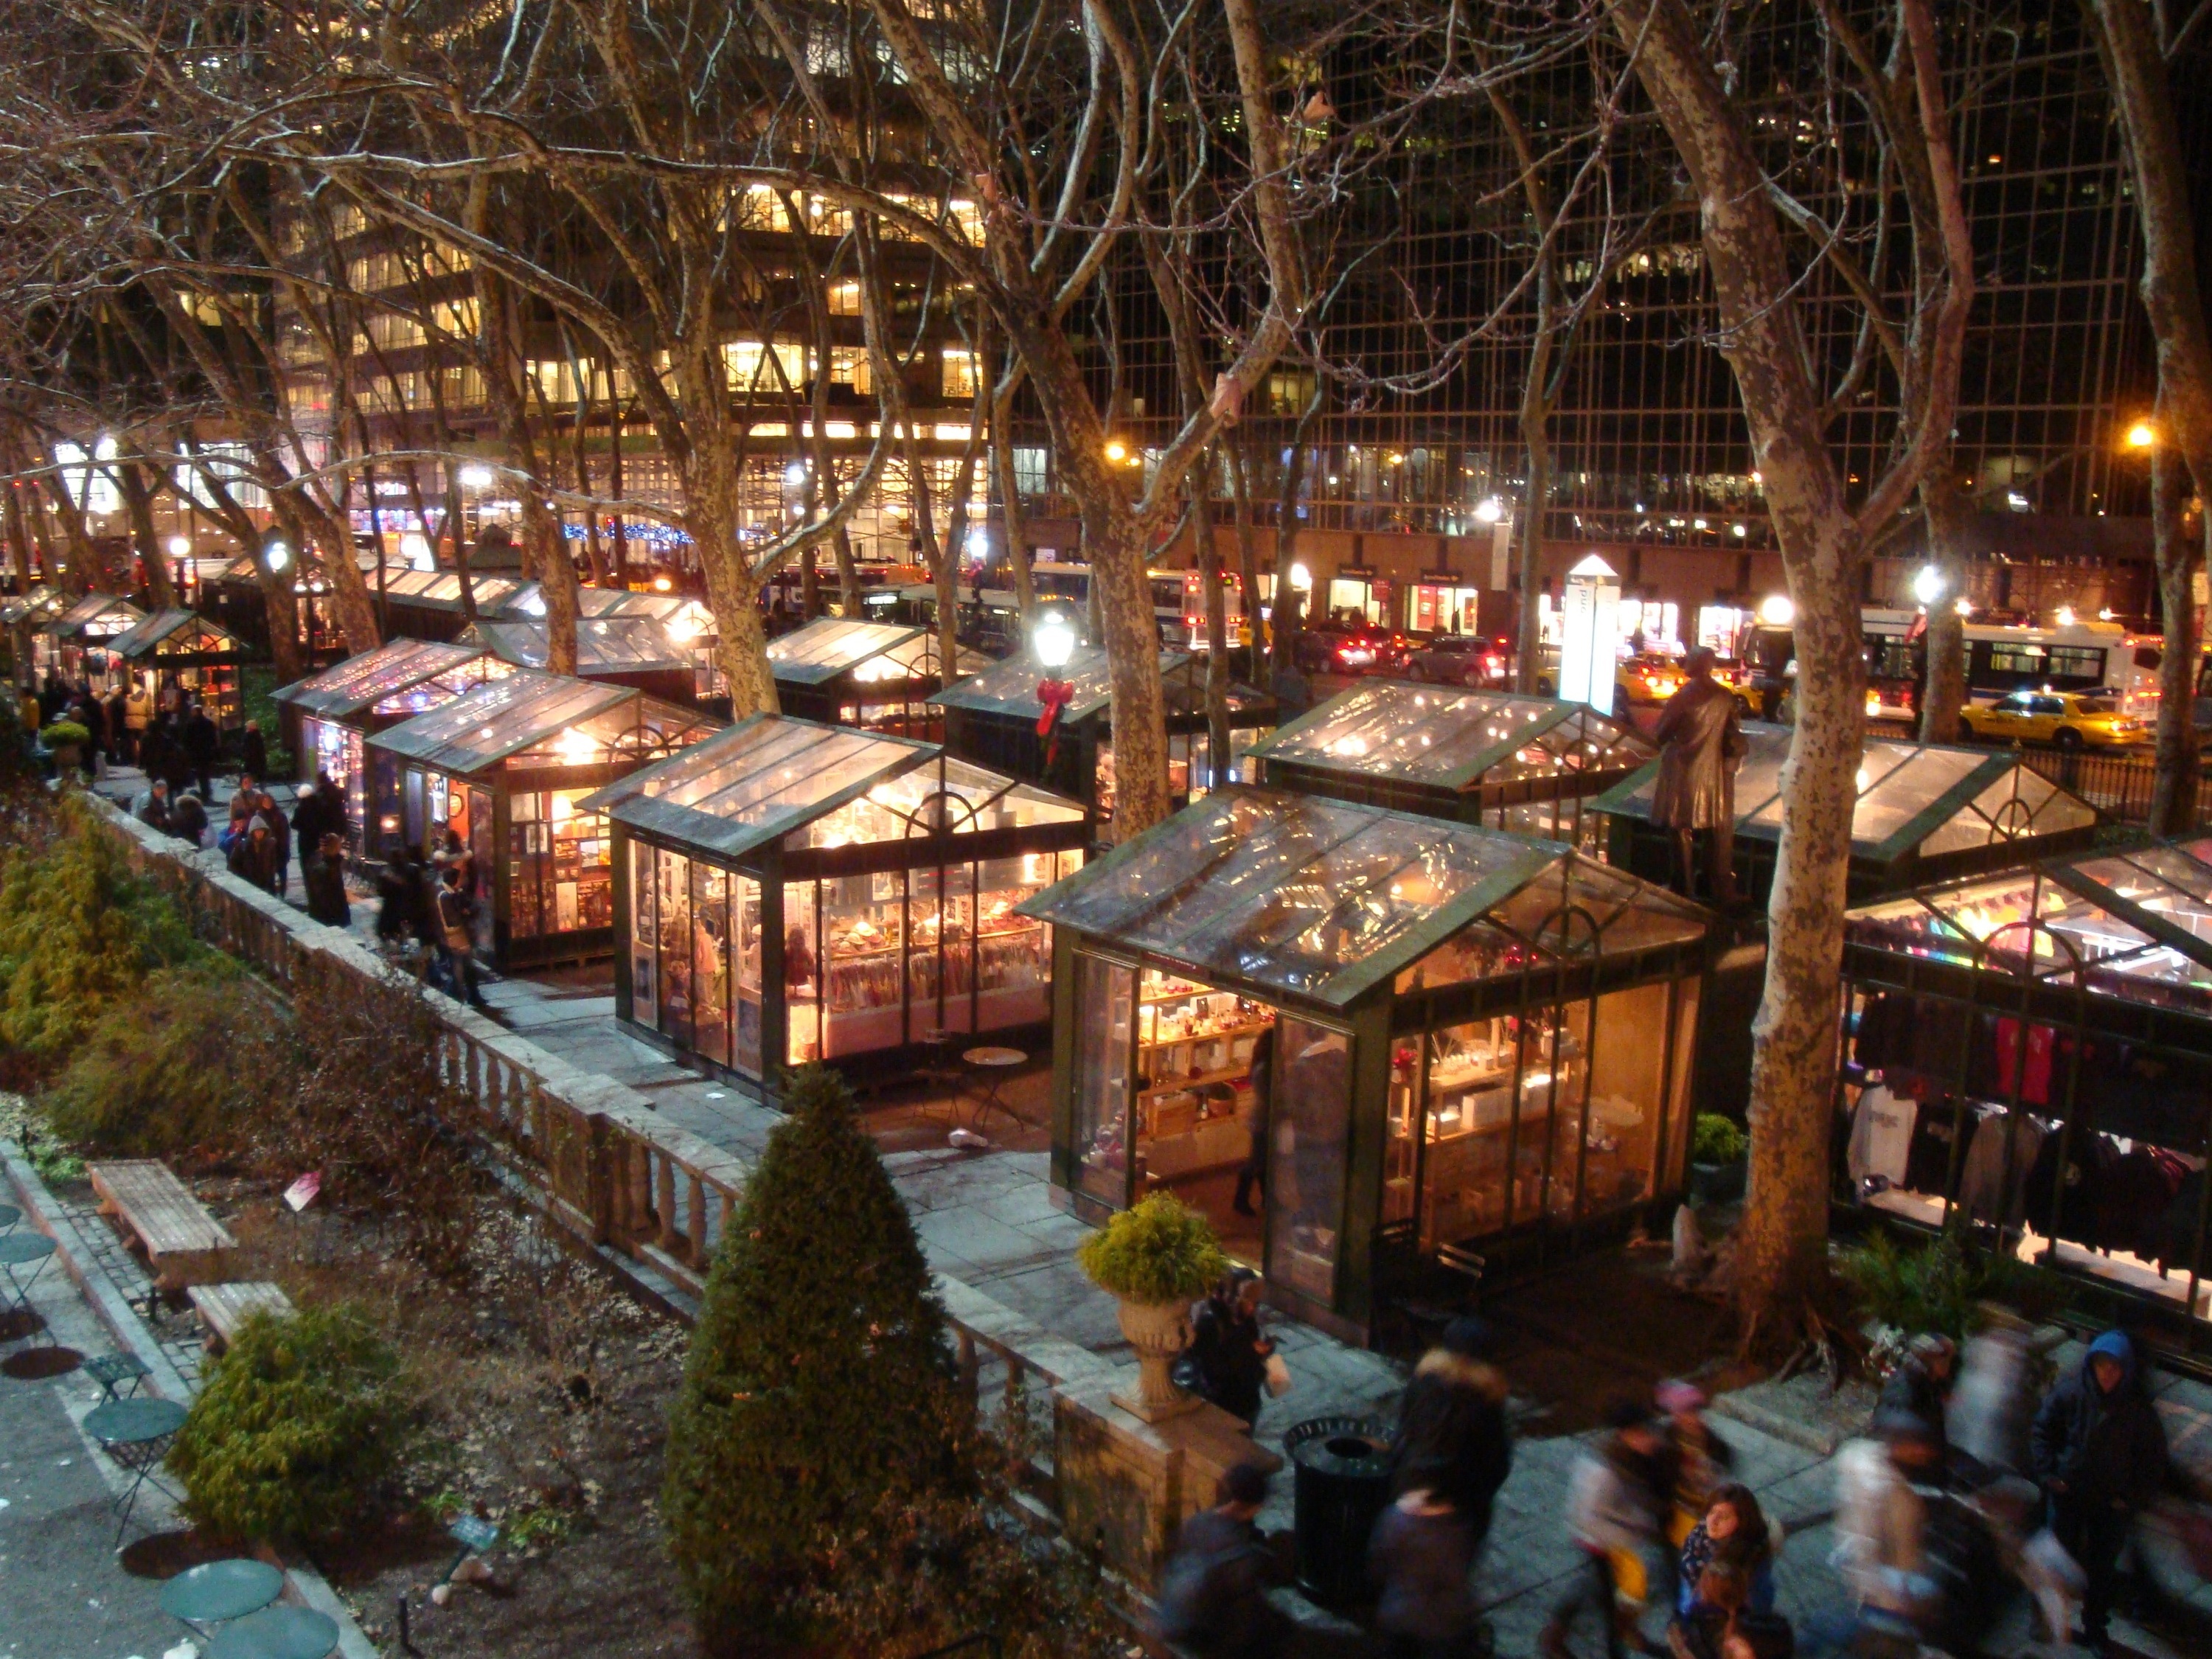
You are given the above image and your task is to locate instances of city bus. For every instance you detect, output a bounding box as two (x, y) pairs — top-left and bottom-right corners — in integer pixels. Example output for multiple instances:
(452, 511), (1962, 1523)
(1858, 609), (2161, 720)
(955, 559), (1253, 649)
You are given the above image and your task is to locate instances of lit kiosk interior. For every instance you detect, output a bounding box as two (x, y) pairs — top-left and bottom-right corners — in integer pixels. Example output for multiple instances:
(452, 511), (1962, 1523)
(1838, 841), (2212, 1355)
(765, 618), (947, 735)
(581, 716), (1089, 1088)
(933, 644), (1273, 820)
(366, 669), (715, 969)
(102, 610), (249, 727)
(274, 639), (509, 846)
(1593, 729), (2102, 905)
(1247, 681), (1658, 849)
(35, 593), (145, 683)
(458, 616), (698, 707)
(1026, 787), (1713, 1340)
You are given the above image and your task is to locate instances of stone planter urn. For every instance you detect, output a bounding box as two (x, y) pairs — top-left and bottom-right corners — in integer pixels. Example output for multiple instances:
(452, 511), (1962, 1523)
(48, 741), (81, 773)
(1110, 1295), (1200, 1423)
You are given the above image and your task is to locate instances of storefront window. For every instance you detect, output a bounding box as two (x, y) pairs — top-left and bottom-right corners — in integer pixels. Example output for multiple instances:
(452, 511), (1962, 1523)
(734, 874), (763, 1076)
(1072, 954), (1136, 1206)
(657, 850), (694, 1047)
(819, 873), (903, 1057)
(692, 863), (731, 1068)
(1410, 583), (1481, 636)
(785, 879), (822, 1064)
(1267, 1016), (1352, 1301)
(630, 839), (658, 1022)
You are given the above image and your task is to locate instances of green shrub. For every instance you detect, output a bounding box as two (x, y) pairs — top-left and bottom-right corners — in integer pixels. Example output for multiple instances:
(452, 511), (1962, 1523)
(1076, 1192), (1226, 1304)
(1692, 1113), (1747, 1166)
(0, 798), (200, 1068)
(39, 720), (90, 748)
(167, 1304), (409, 1544)
(40, 959), (293, 1155)
(1837, 1223), (2066, 1340)
(663, 1064), (973, 1652)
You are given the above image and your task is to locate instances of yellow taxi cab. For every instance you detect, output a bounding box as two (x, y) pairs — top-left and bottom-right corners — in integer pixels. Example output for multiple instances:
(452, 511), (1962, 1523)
(1616, 653), (1687, 707)
(1959, 689), (2149, 751)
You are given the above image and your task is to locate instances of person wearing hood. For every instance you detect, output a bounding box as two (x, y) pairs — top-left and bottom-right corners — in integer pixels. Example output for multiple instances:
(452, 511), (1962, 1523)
(1390, 1315), (1514, 1554)
(2031, 1329), (2168, 1652)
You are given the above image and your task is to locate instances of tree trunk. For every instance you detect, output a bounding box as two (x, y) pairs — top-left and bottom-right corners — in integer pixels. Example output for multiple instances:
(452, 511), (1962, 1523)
(831, 524), (862, 617)
(1088, 505), (1171, 834)
(801, 541), (821, 620)
(1916, 472), (1969, 744)
(2, 469), (35, 592)
(1196, 476), (1232, 791)
(992, 386), (1035, 626)
(44, 476), (102, 595)
(519, 491), (580, 677)
(1515, 428), (1551, 693)
(1226, 437), (1263, 665)
(116, 463), (176, 610)
(2149, 440), (2203, 835)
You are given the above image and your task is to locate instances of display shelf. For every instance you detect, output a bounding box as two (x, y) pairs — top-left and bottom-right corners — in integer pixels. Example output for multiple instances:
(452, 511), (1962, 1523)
(1138, 1063), (1254, 1101)
(1138, 1016), (1275, 1051)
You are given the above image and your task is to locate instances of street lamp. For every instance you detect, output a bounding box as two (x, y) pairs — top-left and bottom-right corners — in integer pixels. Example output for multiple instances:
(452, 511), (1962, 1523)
(1757, 593), (1795, 627)
(2125, 420), (2157, 451)
(1103, 440), (1127, 465)
(1288, 561), (1312, 593)
(457, 463), (495, 490)
(1032, 610), (1077, 669)
(1473, 496), (1504, 524)
(165, 535), (191, 559)
(259, 534), (292, 576)
(1032, 611), (1078, 766)
(1912, 565), (1944, 607)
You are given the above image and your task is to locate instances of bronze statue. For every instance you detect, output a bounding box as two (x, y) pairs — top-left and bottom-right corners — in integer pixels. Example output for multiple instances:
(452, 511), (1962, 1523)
(1650, 647), (1746, 904)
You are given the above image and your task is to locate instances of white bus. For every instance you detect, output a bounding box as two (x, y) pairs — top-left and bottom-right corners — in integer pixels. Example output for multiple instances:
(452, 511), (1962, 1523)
(1859, 610), (2161, 720)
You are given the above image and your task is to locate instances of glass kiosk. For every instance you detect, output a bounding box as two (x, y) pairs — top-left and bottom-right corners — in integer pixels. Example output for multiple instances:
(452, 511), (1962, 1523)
(459, 616), (699, 708)
(102, 610), (249, 728)
(765, 617), (947, 737)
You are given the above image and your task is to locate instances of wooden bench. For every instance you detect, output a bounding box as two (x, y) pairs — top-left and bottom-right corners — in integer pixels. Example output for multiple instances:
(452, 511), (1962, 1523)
(88, 1161), (239, 1292)
(187, 1281), (294, 1354)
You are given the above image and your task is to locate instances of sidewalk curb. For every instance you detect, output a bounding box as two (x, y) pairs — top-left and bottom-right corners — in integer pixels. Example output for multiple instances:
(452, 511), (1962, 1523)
(3, 1144), (380, 1659)
(1708, 1389), (1844, 1458)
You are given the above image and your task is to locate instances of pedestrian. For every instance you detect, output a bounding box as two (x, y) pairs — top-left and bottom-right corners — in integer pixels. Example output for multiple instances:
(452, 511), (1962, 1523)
(133, 775), (173, 833)
(224, 771), (260, 846)
(1948, 1315), (2038, 1484)
(1876, 1335), (1956, 1464)
(2031, 1329), (2168, 1653)
(305, 831), (351, 928)
(1669, 1559), (1748, 1659)
(256, 789), (292, 896)
(1155, 1462), (1291, 1659)
(1543, 1399), (1669, 1659)
(1832, 1408), (1942, 1655)
(1675, 1484), (1778, 1616)
(228, 815), (282, 891)
(291, 779), (330, 867)
(1183, 1267), (1273, 1427)
(1233, 1023), (1273, 1217)
(180, 698), (219, 799)
(1389, 1315), (1513, 1557)
(158, 715), (192, 799)
(169, 790), (208, 849)
(315, 770), (350, 846)
(435, 825), (476, 894)
(1370, 1472), (1484, 1659)
(374, 855), (417, 948)
(1657, 1380), (1738, 1554)
(125, 675), (153, 756)
(102, 681), (128, 765)
(438, 863), (490, 1009)
(240, 717), (268, 784)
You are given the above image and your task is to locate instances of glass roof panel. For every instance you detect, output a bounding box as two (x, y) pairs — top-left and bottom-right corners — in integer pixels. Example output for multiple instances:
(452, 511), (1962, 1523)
(932, 646), (1192, 722)
(277, 639), (490, 716)
(46, 593), (142, 636)
(577, 715), (935, 858)
(0, 586), (59, 625)
(1017, 789), (1634, 1006)
(461, 618), (689, 674)
(779, 754), (1083, 849)
(1248, 684), (1644, 790)
(766, 618), (930, 684)
(367, 669), (633, 774)
(501, 695), (709, 770)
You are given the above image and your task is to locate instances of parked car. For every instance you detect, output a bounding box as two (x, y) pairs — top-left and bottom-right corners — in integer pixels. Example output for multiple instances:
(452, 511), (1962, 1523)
(1295, 621), (1409, 676)
(1405, 633), (1509, 688)
(1959, 689), (2149, 751)
(1617, 653), (1688, 707)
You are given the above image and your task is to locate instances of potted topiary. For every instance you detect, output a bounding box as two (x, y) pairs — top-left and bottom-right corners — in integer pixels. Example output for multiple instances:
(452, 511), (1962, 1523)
(1689, 1112), (1748, 1203)
(1077, 1192), (1227, 1422)
(41, 719), (91, 773)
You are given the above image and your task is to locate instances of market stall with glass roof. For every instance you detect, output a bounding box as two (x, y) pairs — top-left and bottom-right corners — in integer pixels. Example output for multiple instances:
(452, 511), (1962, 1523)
(1837, 839), (2212, 1353)
(459, 616), (698, 707)
(367, 669), (717, 968)
(581, 714), (1090, 1087)
(274, 639), (509, 844)
(1248, 683), (1656, 849)
(1024, 786), (1714, 1337)
(765, 617), (948, 736)
(374, 568), (533, 641)
(3, 585), (63, 685)
(102, 610), (249, 728)
(932, 645), (1273, 820)
(1593, 729), (2101, 903)
(34, 592), (144, 684)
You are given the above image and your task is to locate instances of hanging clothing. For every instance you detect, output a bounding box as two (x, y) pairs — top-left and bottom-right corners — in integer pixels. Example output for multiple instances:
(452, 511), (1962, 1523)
(1990, 1019), (2056, 1107)
(1956, 1111), (2045, 1228)
(1848, 1086), (1919, 1189)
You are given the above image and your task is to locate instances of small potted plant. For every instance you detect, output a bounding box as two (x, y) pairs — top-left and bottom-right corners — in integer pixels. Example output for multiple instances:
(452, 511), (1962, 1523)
(41, 719), (91, 774)
(1077, 1192), (1227, 1422)
(1689, 1112), (1748, 1204)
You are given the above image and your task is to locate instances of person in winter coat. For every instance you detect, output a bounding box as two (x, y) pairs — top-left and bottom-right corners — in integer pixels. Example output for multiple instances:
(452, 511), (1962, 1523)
(1877, 1335), (1957, 1464)
(1156, 1463), (1291, 1659)
(438, 863), (490, 1009)
(133, 776), (173, 834)
(227, 817), (282, 891)
(169, 790), (208, 849)
(1186, 1267), (1273, 1426)
(304, 832), (351, 928)
(1947, 1316), (2038, 1484)
(180, 701), (219, 798)
(314, 771), (349, 846)
(2031, 1329), (2168, 1651)
(1832, 1408), (1943, 1649)
(102, 684), (128, 764)
(1390, 1315), (1514, 1553)
(124, 677), (153, 750)
(374, 855), (417, 947)
(240, 719), (268, 784)
(1233, 1023), (1273, 1216)
(1543, 1400), (1669, 1659)
(1370, 1476), (1484, 1658)
(1676, 1484), (1778, 1616)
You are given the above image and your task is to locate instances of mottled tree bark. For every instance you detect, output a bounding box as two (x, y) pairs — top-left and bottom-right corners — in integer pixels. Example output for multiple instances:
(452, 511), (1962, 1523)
(116, 462), (176, 610)
(1916, 471), (1969, 744)
(2148, 441), (2202, 834)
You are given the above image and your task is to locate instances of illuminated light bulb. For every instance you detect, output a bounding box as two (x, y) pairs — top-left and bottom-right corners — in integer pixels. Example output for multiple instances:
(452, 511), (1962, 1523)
(1757, 594), (1794, 626)
(1473, 497), (1503, 524)
(1912, 565), (1943, 606)
(459, 464), (495, 489)
(2125, 420), (2157, 451)
(2055, 605), (2076, 627)
(557, 727), (597, 764)
(166, 535), (191, 558)
(1103, 440), (1127, 463)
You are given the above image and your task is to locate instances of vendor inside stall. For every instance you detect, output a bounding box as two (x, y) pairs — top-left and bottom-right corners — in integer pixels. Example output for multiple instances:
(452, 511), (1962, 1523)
(583, 714), (1090, 1088)
(1025, 787), (1712, 1339)
(367, 668), (716, 968)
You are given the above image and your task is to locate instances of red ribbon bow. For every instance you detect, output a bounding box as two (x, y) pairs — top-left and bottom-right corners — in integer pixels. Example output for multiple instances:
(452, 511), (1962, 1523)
(1035, 678), (1076, 764)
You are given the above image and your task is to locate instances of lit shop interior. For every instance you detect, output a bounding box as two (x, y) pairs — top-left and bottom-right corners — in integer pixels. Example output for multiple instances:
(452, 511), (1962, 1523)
(366, 669), (715, 968)
(459, 616), (700, 707)
(3, 586), (65, 677)
(933, 643), (1273, 820)
(582, 716), (1090, 1088)
(1596, 731), (2101, 905)
(1248, 683), (1657, 849)
(1840, 843), (2212, 1354)
(1026, 788), (1714, 1338)
(34, 592), (144, 684)
(276, 639), (512, 849)
(100, 609), (250, 728)
(765, 617), (950, 736)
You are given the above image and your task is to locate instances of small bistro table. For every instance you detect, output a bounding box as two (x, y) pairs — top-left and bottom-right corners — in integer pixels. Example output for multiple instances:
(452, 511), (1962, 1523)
(962, 1046), (1027, 1130)
(160, 1558), (287, 1632)
(83, 1395), (187, 1540)
(205, 1604), (341, 1659)
(0, 1231), (57, 1329)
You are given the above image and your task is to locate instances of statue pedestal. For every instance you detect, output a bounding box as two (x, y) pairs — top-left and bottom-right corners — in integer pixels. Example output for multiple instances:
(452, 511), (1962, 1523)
(1053, 1374), (1281, 1591)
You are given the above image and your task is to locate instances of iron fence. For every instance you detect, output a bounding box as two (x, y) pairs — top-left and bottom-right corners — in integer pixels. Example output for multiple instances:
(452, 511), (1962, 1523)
(2014, 747), (2212, 832)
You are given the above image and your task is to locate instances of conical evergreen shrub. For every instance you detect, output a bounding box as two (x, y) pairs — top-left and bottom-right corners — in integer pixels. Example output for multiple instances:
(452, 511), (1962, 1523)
(663, 1063), (973, 1652)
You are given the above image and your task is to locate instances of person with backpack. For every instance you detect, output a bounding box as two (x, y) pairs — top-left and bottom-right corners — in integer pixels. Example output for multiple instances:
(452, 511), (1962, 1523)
(1156, 1463), (1291, 1658)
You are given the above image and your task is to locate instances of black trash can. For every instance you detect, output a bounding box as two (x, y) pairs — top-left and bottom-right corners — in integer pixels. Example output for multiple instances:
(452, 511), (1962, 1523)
(1283, 1415), (1394, 1610)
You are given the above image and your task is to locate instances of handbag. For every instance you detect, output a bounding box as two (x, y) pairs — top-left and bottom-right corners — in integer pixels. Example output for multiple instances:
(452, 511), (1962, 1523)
(1263, 1352), (1292, 1397)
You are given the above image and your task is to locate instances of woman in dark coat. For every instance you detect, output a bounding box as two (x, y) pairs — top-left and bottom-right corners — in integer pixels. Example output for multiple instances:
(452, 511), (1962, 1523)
(1185, 1267), (1272, 1426)
(1232, 1024), (1273, 1217)
(1390, 1316), (1514, 1551)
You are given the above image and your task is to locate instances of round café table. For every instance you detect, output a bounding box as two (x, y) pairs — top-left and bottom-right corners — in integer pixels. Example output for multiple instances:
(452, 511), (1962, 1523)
(961, 1046), (1027, 1130)
(83, 1395), (187, 1540)
(0, 1231), (57, 1327)
(0, 1200), (21, 1234)
(206, 1605), (339, 1659)
(161, 1558), (287, 1631)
